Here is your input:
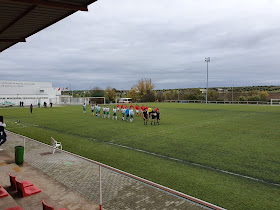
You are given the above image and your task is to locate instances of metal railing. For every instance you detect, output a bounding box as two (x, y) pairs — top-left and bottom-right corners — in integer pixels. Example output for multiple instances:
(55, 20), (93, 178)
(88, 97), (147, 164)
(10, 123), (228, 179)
(164, 100), (271, 105)
(5, 130), (225, 210)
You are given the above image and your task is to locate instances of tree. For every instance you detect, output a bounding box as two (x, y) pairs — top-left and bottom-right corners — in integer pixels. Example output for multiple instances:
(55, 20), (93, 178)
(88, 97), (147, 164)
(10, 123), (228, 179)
(165, 91), (171, 100)
(104, 86), (116, 103)
(89, 86), (104, 97)
(171, 90), (178, 100)
(208, 90), (219, 101)
(259, 91), (269, 101)
(135, 78), (155, 102)
(155, 91), (166, 102)
(127, 85), (140, 102)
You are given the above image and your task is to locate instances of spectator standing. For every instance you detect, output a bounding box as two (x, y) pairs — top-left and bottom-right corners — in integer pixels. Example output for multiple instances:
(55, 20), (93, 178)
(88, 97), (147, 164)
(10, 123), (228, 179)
(0, 116), (7, 151)
(30, 104), (33, 114)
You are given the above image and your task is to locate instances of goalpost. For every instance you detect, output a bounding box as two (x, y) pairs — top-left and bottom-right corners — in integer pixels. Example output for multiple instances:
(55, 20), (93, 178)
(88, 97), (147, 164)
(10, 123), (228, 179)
(85, 97), (105, 105)
(270, 99), (280, 106)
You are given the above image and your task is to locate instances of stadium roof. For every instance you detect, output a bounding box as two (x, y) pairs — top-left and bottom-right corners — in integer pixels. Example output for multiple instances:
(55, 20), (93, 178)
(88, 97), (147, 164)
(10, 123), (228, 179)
(0, 0), (97, 53)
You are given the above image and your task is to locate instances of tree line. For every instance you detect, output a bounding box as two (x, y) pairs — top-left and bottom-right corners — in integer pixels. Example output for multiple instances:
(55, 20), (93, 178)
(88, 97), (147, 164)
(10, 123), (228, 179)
(62, 80), (274, 103)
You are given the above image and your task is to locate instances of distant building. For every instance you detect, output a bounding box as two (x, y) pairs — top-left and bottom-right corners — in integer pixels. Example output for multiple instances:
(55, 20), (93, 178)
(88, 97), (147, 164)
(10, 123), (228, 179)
(218, 88), (227, 93)
(0, 80), (61, 105)
(200, 89), (206, 94)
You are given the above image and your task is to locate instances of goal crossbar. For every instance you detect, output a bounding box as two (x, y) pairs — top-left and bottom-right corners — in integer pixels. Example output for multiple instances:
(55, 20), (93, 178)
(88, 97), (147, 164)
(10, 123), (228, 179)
(270, 99), (280, 106)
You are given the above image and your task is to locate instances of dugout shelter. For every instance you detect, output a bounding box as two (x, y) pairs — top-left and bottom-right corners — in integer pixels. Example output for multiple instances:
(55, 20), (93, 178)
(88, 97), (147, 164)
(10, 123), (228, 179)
(0, 0), (97, 53)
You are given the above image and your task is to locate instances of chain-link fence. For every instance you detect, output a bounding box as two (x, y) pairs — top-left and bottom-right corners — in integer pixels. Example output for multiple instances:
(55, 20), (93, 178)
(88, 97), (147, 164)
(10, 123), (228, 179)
(4, 131), (224, 210)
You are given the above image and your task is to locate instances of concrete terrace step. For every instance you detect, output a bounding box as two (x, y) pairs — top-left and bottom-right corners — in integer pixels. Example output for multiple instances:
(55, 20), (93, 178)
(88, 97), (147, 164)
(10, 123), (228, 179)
(0, 150), (99, 210)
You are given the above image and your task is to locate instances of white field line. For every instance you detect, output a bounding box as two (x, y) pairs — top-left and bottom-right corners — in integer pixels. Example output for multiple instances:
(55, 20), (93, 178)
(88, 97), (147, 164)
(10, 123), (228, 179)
(6, 119), (38, 128)
(104, 141), (280, 187)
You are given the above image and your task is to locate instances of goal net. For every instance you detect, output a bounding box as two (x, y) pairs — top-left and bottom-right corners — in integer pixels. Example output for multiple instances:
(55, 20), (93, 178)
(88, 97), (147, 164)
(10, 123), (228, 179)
(85, 97), (105, 105)
(270, 99), (280, 106)
(85, 97), (106, 105)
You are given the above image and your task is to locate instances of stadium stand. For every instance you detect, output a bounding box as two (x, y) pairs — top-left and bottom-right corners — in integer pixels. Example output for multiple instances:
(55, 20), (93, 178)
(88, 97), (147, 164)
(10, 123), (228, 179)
(42, 200), (68, 210)
(16, 179), (41, 197)
(5, 206), (23, 210)
(9, 173), (33, 190)
(0, 186), (9, 198)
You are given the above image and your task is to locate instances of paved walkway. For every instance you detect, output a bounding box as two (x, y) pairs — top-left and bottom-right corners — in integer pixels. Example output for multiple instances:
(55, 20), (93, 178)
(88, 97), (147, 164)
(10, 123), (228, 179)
(1, 132), (207, 210)
(0, 150), (99, 210)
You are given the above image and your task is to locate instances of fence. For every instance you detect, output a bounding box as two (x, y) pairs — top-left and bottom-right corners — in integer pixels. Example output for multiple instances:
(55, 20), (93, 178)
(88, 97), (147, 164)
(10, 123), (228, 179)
(164, 100), (271, 105)
(5, 130), (225, 210)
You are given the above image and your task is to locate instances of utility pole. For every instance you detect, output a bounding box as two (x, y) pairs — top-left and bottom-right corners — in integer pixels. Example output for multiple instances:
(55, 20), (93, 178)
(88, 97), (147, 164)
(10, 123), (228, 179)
(205, 57), (210, 104)
(69, 84), (72, 106)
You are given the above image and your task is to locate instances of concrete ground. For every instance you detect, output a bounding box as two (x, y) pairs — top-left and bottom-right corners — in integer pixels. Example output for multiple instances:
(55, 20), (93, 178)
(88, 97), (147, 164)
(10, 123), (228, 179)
(0, 150), (99, 210)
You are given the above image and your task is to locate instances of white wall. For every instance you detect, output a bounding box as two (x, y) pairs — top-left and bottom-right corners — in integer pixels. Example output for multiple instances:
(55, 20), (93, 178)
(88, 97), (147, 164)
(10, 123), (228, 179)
(0, 80), (61, 106)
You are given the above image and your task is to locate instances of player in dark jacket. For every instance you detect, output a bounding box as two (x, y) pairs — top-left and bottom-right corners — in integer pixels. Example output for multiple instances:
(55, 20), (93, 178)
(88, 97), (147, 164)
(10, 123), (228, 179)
(156, 108), (160, 125)
(143, 108), (148, 125)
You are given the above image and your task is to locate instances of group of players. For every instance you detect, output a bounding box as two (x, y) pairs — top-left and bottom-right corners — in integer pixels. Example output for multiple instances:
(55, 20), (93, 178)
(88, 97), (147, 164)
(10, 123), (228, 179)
(83, 103), (160, 125)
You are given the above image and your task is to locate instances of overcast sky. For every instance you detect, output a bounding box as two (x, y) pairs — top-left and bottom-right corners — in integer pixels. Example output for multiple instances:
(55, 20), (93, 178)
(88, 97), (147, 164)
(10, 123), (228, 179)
(1, 0), (280, 90)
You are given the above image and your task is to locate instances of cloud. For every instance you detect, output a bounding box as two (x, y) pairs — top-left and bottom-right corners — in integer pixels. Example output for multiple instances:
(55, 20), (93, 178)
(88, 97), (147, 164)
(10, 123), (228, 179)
(1, 0), (280, 89)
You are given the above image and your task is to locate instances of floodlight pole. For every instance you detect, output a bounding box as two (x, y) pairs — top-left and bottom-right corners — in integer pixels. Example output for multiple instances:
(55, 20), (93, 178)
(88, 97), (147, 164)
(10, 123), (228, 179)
(205, 57), (210, 104)
(232, 86), (234, 102)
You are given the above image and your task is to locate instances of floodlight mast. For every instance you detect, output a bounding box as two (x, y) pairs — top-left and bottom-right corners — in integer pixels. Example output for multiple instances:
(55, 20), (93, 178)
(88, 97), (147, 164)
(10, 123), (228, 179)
(205, 57), (210, 104)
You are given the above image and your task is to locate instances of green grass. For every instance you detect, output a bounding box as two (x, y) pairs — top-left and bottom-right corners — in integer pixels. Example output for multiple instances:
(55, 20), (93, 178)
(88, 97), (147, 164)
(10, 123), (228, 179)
(1, 103), (280, 209)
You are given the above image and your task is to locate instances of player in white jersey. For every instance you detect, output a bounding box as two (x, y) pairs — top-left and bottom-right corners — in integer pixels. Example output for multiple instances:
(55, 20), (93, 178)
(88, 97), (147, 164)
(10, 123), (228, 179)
(112, 106), (117, 120)
(102, 106), (106, 118)
(83, 103), (86, 114)
(95, 104), (98, 116)
(121, 107), (126, 120)
(129, 108), (134, 123)
(106, 106), (110, 119)
(91, 105), (94, 116)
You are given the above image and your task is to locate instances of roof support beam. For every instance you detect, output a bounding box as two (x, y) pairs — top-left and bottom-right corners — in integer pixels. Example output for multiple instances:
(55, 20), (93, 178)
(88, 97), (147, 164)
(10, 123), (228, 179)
(1, 0), (88, 11)
(0, 39), (26, 42)
(0, 5), (36, 34)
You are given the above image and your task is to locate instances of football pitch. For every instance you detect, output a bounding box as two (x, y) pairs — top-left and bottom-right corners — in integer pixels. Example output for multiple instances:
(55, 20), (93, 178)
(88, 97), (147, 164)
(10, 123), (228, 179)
(1, 103), (280, 209)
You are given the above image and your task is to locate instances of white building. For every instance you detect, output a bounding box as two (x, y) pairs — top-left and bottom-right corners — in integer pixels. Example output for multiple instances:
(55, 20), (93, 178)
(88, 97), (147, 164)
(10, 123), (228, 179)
(0, 80), (61, 106)
(200, 89), (206, 94)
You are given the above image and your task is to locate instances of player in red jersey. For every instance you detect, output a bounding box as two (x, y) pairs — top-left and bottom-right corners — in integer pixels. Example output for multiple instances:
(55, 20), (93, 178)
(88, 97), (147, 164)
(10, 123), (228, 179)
(155, 107), (159, 112)
(135, 104), (140, 117)
(130, 104), (134, 109)
(140, 105), (144, 116)
(121, 104), (124, 109)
